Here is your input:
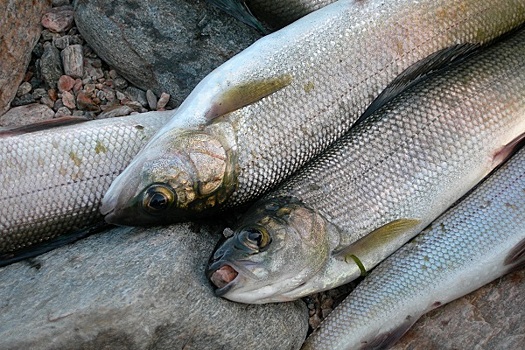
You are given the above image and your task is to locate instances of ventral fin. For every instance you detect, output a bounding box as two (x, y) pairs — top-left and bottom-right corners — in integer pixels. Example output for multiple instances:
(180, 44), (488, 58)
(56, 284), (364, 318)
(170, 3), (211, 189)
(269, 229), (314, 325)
(334, 219), (421, 274)
(356, 43), (480, 126)
(0, 116), (89, 137)
(493, 132), (525, 166)
(205, 75), (292, 121)
(360, 314), (420, 350)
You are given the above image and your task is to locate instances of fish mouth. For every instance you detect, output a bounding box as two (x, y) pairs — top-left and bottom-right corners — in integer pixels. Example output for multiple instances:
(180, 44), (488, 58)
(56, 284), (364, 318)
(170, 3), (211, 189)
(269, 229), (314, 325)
(208, 263), (239, 296)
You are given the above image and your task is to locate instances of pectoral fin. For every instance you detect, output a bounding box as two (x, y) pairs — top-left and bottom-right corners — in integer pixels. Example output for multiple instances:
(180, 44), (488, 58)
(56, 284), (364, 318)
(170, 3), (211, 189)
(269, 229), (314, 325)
(205, 75), (292, 121)
(492, 132), (525, 167)
(334, 218), (421, 275)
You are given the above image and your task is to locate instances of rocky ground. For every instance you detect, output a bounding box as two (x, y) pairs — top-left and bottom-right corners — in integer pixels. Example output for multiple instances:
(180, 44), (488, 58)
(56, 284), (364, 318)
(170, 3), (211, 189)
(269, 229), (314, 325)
(1, 2), (173, 127)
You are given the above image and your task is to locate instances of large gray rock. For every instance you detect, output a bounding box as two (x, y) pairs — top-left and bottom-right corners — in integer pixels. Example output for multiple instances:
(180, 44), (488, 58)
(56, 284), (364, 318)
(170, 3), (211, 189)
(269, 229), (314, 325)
(393, 268), (525, 349)
(0, 0), (52, 117)
(73, 0), (262, 107)
(0, 224), (308, 349)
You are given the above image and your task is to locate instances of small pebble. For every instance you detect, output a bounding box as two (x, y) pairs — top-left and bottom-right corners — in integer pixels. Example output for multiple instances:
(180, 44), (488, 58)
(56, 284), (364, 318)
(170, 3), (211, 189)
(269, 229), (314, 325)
(76, 91), (100, 112)
(41, 6), (75, 33)
(146, 90), (158, 110)
(57, 75), (76, 92)
(40, 96), (55, 108)
(53, 99), (65, 111)
(53, 35), (83, 50)
(48, 89), (58, 101)
(157, 92), (171, 110)
(16, 82), (33, 97)
(61, 44), (84, 78)
(61, 91), (76, 109)
(32, 88), (48, 100)
(55, 106), (72, 118)
(40, 43), (63, 89)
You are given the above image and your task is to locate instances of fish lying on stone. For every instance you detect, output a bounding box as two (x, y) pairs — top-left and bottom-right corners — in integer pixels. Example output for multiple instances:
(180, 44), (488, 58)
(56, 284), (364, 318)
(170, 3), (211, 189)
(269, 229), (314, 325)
(0, 111), (171, 266)
(206, 27), (525, 304)
(302, 146), (525, 350)
(100, 0), (525, 227)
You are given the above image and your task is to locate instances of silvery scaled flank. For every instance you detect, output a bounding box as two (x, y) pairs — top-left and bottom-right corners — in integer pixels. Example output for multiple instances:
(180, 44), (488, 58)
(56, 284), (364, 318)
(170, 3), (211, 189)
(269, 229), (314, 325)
(302, 145), (525, 350)
(0, 111), (171, 264)
(100, 0), (525, 226)
(207, 28), (525, 304)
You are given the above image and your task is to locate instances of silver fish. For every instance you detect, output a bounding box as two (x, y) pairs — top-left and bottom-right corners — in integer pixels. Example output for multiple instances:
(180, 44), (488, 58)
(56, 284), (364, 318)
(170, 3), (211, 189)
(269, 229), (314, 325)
(206, 28), (525, 304)
(302, 145), (525, 350)
(0, 111), (171, 264)
(100, 0), (525, 226)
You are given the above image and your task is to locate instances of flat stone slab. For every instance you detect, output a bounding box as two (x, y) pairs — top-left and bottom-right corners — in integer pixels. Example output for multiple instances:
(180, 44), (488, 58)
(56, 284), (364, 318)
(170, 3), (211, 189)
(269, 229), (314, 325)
(0, 224), (308, 350)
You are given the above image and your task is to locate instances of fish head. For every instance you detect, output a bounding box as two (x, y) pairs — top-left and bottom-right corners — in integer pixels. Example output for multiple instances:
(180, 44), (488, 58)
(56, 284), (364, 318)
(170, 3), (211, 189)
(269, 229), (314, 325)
(206, 197), (331, 303)
(100, 129), (236, 225)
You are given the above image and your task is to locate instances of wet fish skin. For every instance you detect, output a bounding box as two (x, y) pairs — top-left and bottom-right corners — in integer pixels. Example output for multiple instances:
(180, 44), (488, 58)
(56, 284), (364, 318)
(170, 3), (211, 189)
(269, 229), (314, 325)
(207, 28), (525, 304)
(101, 0), (525, 226)
(302, 147), (525, 350)
(0, 111), (171, 259)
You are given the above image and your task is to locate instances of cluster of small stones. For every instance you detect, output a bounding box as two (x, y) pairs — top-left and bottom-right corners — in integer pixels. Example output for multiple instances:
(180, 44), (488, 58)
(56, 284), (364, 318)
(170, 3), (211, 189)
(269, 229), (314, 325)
(7, 0), (171, 125)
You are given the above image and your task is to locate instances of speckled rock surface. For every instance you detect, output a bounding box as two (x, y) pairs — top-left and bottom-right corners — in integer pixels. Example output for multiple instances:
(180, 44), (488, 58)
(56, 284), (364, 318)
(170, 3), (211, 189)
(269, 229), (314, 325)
(0, 224), (308, 350)
(392, 268), (525, 349)
(73, 0), (262, 107)
(0, 0), (52, 117)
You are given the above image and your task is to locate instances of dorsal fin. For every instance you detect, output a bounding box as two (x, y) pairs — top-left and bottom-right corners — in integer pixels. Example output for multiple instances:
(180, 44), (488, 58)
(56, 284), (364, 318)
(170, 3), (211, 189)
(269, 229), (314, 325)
(355, 43), (480, 126)
(0, 116), (89, 137)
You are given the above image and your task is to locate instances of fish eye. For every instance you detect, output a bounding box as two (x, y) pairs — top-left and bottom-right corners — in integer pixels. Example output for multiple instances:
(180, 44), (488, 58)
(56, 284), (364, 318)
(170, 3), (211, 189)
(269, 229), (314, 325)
(240, 226), (272, 251)
(141, 184), (176, 214)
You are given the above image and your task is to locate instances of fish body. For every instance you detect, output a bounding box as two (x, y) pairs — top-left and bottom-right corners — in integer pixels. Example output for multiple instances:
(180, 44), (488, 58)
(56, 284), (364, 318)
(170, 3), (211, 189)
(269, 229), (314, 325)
(206, 28), (525, 304)
(101, 0), (525, 226)
(0, 112), (171, 261)
(302, 146), (525, 350)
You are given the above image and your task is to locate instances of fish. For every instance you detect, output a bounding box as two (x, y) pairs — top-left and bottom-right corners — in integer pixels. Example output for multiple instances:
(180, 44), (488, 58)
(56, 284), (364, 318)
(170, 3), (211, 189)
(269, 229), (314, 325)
(206, 27), (525, 304)
(0, 111), (171, 265)
(100, 0), (525, 226)
(301, 145), (525, 350)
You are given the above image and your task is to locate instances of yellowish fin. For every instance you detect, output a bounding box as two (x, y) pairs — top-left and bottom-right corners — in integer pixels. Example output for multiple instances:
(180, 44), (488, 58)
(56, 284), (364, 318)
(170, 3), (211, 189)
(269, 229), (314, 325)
(205, 75), (292, 120)
(334, 218), (421, 276)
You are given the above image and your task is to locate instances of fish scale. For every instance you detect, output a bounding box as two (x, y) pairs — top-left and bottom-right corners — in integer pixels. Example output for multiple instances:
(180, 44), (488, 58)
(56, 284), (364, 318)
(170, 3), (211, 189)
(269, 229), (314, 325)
(99, 0), (525, 226)
(0, 112), (171, 257)
(303, 146), (525, 350)
(207, 27), (525, 304)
